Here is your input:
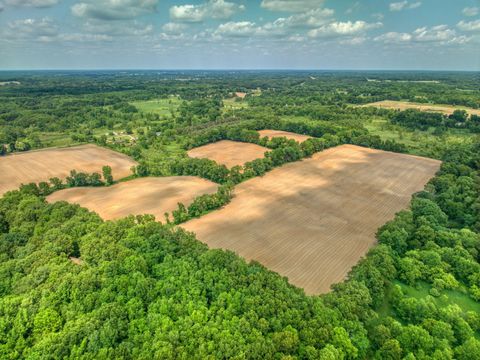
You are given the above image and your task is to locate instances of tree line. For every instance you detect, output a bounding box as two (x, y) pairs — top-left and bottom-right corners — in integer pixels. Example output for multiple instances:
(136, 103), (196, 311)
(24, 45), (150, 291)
(391, 109), (480, 133)
(0, 138), (478, 359)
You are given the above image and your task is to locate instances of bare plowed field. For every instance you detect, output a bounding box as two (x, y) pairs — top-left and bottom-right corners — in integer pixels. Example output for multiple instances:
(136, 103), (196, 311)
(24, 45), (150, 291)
(0, 144), (137, 196)
(187, 140), (269, 168)
(362, 100), (480, 116)
(258, 129), (312, 143)
(47, 176), (218, 221)
(182, 145), (441, 295)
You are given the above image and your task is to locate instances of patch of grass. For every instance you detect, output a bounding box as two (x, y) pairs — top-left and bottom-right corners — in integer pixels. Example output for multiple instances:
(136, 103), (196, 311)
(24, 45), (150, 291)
(223, 98), (249, 112)
(142, 140), (186, 175)
(364, 117), (477, 158)
(131, 97), (182, 117)
(378, 280), (480, 319)
(37, 132), (78, 148)
(399, 281), (480, 313)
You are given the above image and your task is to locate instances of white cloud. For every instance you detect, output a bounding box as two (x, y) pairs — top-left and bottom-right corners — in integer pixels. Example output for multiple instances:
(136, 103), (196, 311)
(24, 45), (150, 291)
(389, 1), (407, 11)
(213, 9), (335, 40)
(462, 7), (478, 17)
(389, 1), (421, 12)
(170, 0), (245, 23)
(5, 0), (60, 7)
(457, 19), (480, 32)
(308, 21), (382, 38)
(59, 33), (113, 43)
(83, 21), (154, 37)
(162, 22), (187, 34)
(271, 8), (334, 29)
(374, 31), (412, 43)
(215, 21), (258, 37)
(414, 25), (459, 42)
(72, 0), (159, 21)
(261, 0), (325, 12)
(409, 2), (421, 9)
(340, 36), (366, 45)
(1, 17), (120, 44)
(375, 25), (470, 45)
(3, 17), (58, 40)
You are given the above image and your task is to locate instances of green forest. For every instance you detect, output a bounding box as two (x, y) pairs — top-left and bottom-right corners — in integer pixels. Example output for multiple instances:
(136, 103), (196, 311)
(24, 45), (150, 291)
(0, 70), (479, 359)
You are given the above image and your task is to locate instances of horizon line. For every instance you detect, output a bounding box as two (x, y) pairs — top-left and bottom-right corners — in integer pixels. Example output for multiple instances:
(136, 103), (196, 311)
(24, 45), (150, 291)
(0, 68), (479, 73)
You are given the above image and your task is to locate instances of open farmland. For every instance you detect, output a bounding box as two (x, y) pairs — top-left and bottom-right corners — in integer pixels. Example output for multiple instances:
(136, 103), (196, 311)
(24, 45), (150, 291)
(131, 97), (181, 117)
(47, 176), (218, 220)
(258, 129), (312, 143)
(0, 144), (137, 196)
(187, 140), (269, 168)
(362, 100), (480, 116)
(183, 145), (441, 295)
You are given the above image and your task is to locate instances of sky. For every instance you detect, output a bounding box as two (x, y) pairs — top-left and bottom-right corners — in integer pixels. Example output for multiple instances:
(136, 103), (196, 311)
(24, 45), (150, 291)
(0, 0), (479, 70)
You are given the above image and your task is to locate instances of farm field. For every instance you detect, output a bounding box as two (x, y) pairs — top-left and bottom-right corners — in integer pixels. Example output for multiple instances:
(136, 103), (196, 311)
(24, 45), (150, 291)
(258, 129), (312, 143)
(183, 145), (441, 295)
(47, 176), (218, 220)
(362, 100), (480, 116)
(187, 140), (269, 168)
(0, 144), (137, 196)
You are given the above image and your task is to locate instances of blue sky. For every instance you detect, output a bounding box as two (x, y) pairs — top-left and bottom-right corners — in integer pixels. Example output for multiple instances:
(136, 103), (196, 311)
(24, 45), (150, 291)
(0, 0), (479, 70)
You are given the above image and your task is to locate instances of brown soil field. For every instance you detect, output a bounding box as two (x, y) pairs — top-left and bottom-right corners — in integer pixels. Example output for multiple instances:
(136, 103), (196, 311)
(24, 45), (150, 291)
(47, 176), (218, 221)
(0, 144), (137, 196)
(182, 145), (441, 295)
(258, 129), (312, 143)
(187, 140), (269, 168)
(362, 100), (480, 116)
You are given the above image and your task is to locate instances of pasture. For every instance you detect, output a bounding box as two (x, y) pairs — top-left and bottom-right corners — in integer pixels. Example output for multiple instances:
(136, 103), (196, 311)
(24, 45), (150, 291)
(362, 100), (480, 116)
(183, 145), (441, 295)
(258, 129), (312, 143)
(0, 144), (137, 196)
(47, 176), (218, 221)
(131, 97), (181, 117)
(187, 140), (269, 168)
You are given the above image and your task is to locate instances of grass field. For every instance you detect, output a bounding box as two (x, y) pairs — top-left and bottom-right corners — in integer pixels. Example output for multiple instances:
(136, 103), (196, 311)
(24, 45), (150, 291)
(182, 145), (441, 295)
(362, 100), (480, 116)
(47, 176), (218, 221)
(258, 129), (312, 143)
(223, 98), (249, 112)
(187, 140), (269, 168)
(131, 97), (182, 117)
(37, 132), (78, 148)
(0, 144), (137, 196)
(378, 281), (480, 318)
(364, 117), (477, 158)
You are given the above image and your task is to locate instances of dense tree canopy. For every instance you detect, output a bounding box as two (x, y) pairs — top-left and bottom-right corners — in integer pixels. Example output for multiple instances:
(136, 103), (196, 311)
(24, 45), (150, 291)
(0, 71), (479, 358)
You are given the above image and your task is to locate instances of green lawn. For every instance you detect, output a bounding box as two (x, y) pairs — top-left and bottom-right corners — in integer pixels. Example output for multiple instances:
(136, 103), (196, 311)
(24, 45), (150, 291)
(378, 280), (480, 319)
(131, 97), (182, 117)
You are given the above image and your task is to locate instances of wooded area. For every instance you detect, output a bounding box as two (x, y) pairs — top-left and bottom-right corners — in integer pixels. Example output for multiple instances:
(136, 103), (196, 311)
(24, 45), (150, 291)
(0, 70), (479, 358)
